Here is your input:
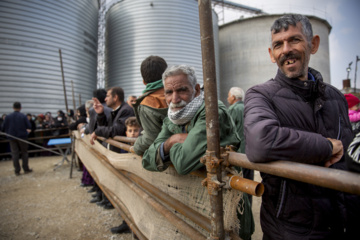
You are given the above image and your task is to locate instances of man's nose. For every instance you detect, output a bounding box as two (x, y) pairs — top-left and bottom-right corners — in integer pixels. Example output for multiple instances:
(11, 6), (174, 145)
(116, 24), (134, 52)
(172, 92), (181, 103)
(282, 41), (292, 54)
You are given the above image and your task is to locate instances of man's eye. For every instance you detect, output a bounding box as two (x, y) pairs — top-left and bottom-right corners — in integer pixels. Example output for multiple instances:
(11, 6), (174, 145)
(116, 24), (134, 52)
(273, 43), (281, 49)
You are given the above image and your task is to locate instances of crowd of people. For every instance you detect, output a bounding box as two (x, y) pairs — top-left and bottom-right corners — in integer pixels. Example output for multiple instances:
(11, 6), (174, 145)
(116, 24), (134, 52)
(1, 14), (360, 239)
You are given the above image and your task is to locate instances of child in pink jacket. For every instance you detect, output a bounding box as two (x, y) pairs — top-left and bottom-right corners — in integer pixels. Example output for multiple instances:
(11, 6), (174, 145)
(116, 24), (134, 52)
(345, 93), (360, 122)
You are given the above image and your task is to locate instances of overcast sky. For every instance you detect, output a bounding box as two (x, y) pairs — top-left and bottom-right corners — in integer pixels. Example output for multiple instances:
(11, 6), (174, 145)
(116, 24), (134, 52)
(219, 0), (360, 90)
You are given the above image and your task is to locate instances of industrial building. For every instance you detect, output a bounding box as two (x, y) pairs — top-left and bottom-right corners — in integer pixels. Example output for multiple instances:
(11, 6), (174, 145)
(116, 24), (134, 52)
(0, 0), (99, 115)
(0, 0), (332, 114)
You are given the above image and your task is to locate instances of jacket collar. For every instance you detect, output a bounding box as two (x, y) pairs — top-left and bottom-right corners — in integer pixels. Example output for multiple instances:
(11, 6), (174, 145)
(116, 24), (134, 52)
(275, 67), (326, 103)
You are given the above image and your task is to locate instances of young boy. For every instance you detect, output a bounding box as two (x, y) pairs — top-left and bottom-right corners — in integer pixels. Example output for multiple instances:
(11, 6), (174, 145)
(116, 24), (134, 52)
(110, 116), (141, 235)
(125, 117), (141, 139)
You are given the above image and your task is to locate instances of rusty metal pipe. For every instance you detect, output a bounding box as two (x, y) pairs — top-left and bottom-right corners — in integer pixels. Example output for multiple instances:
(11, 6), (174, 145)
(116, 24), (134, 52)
(198, 0), (225, 239)
(120, 170), (212, 232)
(87, 146), (207, 240)
(113, 135), (137, 144)
(228, 175), (264, 197)
(227, 152), (360, 195)
(97, 136), (264, 197)
(97, 136), (133, 153)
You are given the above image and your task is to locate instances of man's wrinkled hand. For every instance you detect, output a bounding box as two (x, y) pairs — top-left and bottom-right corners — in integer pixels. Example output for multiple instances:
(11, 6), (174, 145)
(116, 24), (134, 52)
(90, 132), (97, 145)
(163, 133), (188, 155)
(325, 138), (343, 167)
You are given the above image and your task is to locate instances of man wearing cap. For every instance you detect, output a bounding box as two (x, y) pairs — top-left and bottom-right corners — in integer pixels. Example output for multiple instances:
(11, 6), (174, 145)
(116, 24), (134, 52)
(345, 93), (360, 133)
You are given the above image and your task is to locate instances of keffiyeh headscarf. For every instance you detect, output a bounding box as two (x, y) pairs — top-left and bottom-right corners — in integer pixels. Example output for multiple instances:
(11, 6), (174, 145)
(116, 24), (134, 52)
(168, 90), (204, 125)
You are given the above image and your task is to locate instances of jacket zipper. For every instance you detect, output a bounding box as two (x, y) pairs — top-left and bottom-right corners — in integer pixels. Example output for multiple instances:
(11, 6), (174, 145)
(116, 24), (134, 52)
(276, 180), (287, 218)
(337, 116), (341, 140)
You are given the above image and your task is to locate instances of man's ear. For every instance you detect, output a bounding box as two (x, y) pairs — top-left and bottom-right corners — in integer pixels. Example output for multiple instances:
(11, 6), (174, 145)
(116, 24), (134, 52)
(195, 84), (201, 97)
(113, 94), (118, 102)
(268, 48), (276, 63)
(310, 35), (320, 54)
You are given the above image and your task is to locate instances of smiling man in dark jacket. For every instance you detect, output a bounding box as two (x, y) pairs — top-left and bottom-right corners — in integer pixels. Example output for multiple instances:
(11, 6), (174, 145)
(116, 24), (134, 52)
(244, 14), (356, 240)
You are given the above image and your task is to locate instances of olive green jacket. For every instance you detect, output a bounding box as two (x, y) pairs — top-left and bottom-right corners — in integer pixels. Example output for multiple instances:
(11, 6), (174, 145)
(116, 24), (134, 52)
(142, 101), (240, 175)
(228, 101), (245, 153)
(133, 90), (168, 156)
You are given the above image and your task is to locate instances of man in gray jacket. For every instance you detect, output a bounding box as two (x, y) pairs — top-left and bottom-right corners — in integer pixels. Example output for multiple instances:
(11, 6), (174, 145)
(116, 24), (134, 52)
(244, 14), (355, 239)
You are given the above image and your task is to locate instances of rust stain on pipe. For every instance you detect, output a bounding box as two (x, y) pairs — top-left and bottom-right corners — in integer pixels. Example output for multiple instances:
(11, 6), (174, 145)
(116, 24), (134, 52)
(229, 175), (264, 197)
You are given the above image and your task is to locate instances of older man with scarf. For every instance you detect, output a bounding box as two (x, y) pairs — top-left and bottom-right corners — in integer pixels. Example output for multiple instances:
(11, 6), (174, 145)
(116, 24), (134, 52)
(142, 65), (254, 239)
(142, 64), (241, 174)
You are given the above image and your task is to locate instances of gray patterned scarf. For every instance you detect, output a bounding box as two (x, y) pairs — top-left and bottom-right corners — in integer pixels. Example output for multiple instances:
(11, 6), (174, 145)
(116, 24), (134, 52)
(168, 91), (204, 125)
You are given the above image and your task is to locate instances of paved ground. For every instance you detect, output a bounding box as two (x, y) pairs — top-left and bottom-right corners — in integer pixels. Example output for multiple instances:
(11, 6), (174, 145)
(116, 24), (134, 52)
(0, 156), (262, 240)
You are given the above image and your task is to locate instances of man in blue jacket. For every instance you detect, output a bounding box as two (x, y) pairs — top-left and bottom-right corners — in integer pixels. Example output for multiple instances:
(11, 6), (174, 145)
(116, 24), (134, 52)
(2, 102), (32, 176)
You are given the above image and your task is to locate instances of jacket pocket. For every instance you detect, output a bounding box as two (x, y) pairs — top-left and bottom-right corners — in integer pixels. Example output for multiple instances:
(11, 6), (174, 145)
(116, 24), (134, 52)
(276, 181), (314, 236)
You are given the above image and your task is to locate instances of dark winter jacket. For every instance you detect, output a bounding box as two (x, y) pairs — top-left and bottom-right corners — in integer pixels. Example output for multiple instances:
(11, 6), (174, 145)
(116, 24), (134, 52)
(2, 111), (31, 139)
(95, 102), (134, 153)
(244, 68), (354, 239)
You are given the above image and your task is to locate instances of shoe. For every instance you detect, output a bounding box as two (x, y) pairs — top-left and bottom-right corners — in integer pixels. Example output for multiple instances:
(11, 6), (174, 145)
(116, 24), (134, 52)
(24, 169), (33, 174)
(15, 172), (20, 176)
(87, 186), (96, 193)
(103, 202), (114, 209)
(90, 195), (102, 203)
(80, 183), (92, 187)
(110, 221), (131, 234)
(96, 199), (109, 207)
(92, 192), (101, 198)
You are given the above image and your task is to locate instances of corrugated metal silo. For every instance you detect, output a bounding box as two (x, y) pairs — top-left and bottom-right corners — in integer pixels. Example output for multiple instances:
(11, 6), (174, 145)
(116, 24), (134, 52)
(105, 0), (219, 99)
(219, 14), (331, 104)
(0, 0), (99, 115)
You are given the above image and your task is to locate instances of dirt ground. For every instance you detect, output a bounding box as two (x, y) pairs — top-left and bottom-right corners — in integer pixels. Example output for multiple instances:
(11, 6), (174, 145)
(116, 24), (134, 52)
(0, 156), (262, 240)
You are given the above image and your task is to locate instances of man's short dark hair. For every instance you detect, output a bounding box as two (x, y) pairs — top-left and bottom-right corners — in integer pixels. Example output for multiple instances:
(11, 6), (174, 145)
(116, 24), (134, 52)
(93, 89), (107, 103)
(13, 102), (21, 109)
(140, 56), (168, 84)
(110, 87), (124, 103)
(270, 14), (313, 45)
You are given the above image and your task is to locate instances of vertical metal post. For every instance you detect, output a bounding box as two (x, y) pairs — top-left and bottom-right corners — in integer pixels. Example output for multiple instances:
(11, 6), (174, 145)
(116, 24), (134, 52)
(198, 1), (225, 239)
(71, 80), (76, 112)
(354, 56), (359, 93)
(59, 49), (69, 114)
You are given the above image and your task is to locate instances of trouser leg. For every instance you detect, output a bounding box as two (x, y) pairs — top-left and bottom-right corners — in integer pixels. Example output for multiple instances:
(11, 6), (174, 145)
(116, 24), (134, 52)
(9, 140), (20, 173)
(18, 140), (29, 171)
(243, 168), (254, 205)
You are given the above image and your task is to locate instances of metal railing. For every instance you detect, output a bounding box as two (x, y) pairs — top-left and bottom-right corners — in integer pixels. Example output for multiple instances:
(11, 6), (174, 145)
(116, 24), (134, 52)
(0, 127), (70, 157)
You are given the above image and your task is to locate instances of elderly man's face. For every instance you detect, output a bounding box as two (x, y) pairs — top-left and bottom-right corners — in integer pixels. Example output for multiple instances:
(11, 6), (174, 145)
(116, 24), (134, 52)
(227, 91), (235, 105)
(127, 96), (137, 106)
(164, 74), (199, 112)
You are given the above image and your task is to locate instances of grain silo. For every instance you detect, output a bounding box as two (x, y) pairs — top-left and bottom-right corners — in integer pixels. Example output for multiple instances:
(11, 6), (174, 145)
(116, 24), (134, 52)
(105, 0), (219, 98)
(219, 14), (331, 104)
(0, 0), (99, 115)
